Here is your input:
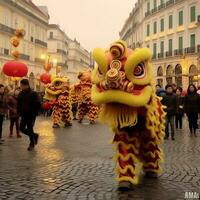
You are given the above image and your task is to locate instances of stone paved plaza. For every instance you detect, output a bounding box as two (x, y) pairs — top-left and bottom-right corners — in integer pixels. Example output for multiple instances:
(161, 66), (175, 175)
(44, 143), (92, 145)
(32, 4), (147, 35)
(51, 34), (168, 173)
(0, 117), (200, 200)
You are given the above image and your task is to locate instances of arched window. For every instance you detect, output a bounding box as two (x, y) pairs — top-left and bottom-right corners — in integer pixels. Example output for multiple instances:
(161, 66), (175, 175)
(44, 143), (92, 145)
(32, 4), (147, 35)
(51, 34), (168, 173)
(166, 65), (173, 84)
(189, 65), (198, 84)
(157, 66), (163, 76)
(175, 64), (182, 87)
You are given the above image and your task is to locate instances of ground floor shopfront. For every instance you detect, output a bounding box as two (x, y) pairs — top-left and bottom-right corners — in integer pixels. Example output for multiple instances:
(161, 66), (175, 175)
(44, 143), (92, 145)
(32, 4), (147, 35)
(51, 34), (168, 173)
(154, 53), (200, 90)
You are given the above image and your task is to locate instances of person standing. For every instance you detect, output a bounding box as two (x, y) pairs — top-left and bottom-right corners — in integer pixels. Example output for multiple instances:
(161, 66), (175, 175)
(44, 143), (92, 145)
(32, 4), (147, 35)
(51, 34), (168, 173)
(0, 84), (7, 144)
(6, 88), (21, 138)
(161, 84), (177, 140)
(184, 84), (200, 137)
(156, 84), (166, 97)
(17, 79), (41, 150)
(175, 87), (184, 129)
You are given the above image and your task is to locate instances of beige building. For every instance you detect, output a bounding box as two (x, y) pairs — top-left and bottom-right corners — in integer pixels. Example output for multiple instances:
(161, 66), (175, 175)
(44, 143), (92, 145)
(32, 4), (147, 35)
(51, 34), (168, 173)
(47, 24), (69, 76)
(67, 38), (91, 83)
(120, 0), (200, 89)
(0, 0), (49, 90)
(47, 24), (91, 84)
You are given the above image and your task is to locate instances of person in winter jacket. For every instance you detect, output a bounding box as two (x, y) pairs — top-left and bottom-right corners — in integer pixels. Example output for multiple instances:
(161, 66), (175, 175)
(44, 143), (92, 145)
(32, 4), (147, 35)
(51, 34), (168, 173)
(161, 84), (177, 140)
(0, 84), (7, 144)
(184, 84), (200, 137)
(6, 88), (21, 138)
(156, 84), (166, 97)
(175, 87), (184, 129)
(17, 79), (41, 151)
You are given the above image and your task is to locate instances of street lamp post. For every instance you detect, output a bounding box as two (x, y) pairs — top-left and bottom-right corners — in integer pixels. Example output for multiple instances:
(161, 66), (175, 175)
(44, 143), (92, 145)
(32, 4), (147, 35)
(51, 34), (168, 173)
(41, 54), (58, 75)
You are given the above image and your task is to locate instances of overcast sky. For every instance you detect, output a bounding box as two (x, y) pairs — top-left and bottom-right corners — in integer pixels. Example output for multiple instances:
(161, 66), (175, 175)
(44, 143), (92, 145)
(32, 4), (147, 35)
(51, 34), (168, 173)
(33, 0), (136, 51)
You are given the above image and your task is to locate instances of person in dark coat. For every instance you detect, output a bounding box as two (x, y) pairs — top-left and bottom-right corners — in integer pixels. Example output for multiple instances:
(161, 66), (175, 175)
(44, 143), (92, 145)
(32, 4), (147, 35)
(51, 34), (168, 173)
(175, 87), (184, 129)
(156, 84), (166, 97)
(161, 84), (177, 140)
(6, 88), (21, 138)
(184, 84), (200, 137)
(17, 79), (41, 151)
(0, 84), (7, 144)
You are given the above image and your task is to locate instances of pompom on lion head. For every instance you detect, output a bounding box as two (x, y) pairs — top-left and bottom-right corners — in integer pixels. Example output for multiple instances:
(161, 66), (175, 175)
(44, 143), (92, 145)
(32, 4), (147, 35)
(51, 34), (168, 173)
(44, 76), (70, 100)
(77, 70), (92, 82)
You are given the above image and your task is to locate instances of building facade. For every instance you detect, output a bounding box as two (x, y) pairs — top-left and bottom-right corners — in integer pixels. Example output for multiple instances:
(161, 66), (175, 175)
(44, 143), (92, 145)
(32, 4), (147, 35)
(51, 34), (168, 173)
(67, 38), (91, 83)
(47, 24), (69, 76)
(0, 0), (49, 90)
(47, 24), (91, 84)
(120, 0), (200, 89)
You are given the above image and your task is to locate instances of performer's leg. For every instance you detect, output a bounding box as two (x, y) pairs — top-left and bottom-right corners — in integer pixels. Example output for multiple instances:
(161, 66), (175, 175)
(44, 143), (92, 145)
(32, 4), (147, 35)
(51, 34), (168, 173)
(141, 130), (163, 178)
(62, 105), (72, 127)
(78, 103), (87, 122)
(88, 103), (99, 124)
(52, 106), (62, 128)
(113, 129), (141, 190)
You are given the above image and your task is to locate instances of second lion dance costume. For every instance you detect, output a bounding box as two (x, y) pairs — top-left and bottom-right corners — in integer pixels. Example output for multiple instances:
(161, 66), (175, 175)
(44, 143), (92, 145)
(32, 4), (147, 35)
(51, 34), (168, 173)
(91, 40), (165, 190)
(44, 76), (72, 128)
(75, 71), (99, 124)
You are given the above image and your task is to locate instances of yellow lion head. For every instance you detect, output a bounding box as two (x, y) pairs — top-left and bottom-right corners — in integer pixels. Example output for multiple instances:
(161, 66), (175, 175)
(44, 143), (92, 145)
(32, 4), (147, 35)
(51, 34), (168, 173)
(44, 76), (69, 100)
(92, 40), (154, 108)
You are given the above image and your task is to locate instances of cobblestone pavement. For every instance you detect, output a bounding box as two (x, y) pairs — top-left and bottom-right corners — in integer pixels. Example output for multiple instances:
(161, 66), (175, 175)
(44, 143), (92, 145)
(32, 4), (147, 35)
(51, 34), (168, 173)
(0, 117), (200, 200)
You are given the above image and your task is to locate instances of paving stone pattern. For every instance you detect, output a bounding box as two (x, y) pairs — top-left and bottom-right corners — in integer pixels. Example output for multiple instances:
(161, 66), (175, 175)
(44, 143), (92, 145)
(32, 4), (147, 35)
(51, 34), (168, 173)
(0, 117), (200, 200)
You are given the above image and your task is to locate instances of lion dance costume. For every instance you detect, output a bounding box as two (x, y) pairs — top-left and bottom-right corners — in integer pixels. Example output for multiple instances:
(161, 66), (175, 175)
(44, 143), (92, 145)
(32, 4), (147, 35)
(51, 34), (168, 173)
(44, 76), (72, 128)
(75, 71), (99, 124)
(91, 40), (165, 190)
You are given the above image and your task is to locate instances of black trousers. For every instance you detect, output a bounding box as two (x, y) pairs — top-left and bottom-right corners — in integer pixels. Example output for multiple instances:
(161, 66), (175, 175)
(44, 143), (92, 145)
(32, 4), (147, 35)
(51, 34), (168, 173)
(72, 103), (78, 119)
(10, 117), (20, 135)
(187, 113), (198, 134)
(175, 114), (183, 129)
(0, 114), (4, 139)
(20, 116), (37, 146)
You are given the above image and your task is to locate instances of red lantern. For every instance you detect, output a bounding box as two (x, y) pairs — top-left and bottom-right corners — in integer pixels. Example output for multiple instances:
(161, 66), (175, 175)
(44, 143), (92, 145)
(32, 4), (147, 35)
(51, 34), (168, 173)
(40, 73), (51, 84)
(3, 61), (28, 77)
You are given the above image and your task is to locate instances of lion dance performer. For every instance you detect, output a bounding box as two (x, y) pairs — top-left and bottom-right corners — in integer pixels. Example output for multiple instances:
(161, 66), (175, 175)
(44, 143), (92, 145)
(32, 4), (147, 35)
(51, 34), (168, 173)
(44, 76), (72, 128)
(91, 40), (165, 190)
(70, 85), (78, 120)
(75, 71), (99, 124)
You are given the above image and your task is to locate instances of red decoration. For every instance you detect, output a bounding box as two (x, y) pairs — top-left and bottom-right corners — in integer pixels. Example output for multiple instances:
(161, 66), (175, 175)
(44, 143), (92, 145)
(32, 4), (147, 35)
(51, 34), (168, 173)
(40, 73), (51, 84)
(3, 61), (28, 77)
(42, 102), (52, 110)
(42, 100), (57, 110)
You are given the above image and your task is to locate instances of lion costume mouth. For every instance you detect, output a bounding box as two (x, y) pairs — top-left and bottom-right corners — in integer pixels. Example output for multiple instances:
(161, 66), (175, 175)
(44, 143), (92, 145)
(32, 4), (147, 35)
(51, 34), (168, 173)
(92, 84), (152, 107)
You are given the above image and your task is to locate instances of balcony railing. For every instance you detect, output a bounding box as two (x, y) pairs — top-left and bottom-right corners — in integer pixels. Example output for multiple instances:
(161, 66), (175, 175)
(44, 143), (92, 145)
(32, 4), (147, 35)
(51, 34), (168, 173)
(0, 24), (15, 35)
(174, 49), (184, 56)
(166, 0), (175, 7)
(197, 45), (200, 53)
(57, 49), (67, 55)
(151, 7), (158, 14)
(20, 53), (30, 61)
(166, 51), (173, 57)
(35, 39), (47, 48)
(152, 54), (157, 60)
(158, 3), (165, 10)
(145, 11), (151, 17)
(185, 47), (196, 54)
(158, 52), (164, 59)
(4, 48), (9, 55)
(35, 57), (44, 63)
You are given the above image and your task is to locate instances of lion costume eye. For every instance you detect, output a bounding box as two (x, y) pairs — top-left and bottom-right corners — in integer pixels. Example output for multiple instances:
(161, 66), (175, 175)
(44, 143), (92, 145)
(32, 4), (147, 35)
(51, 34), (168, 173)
(54, 81), (62, 87)
(133, 62), (146, 78)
